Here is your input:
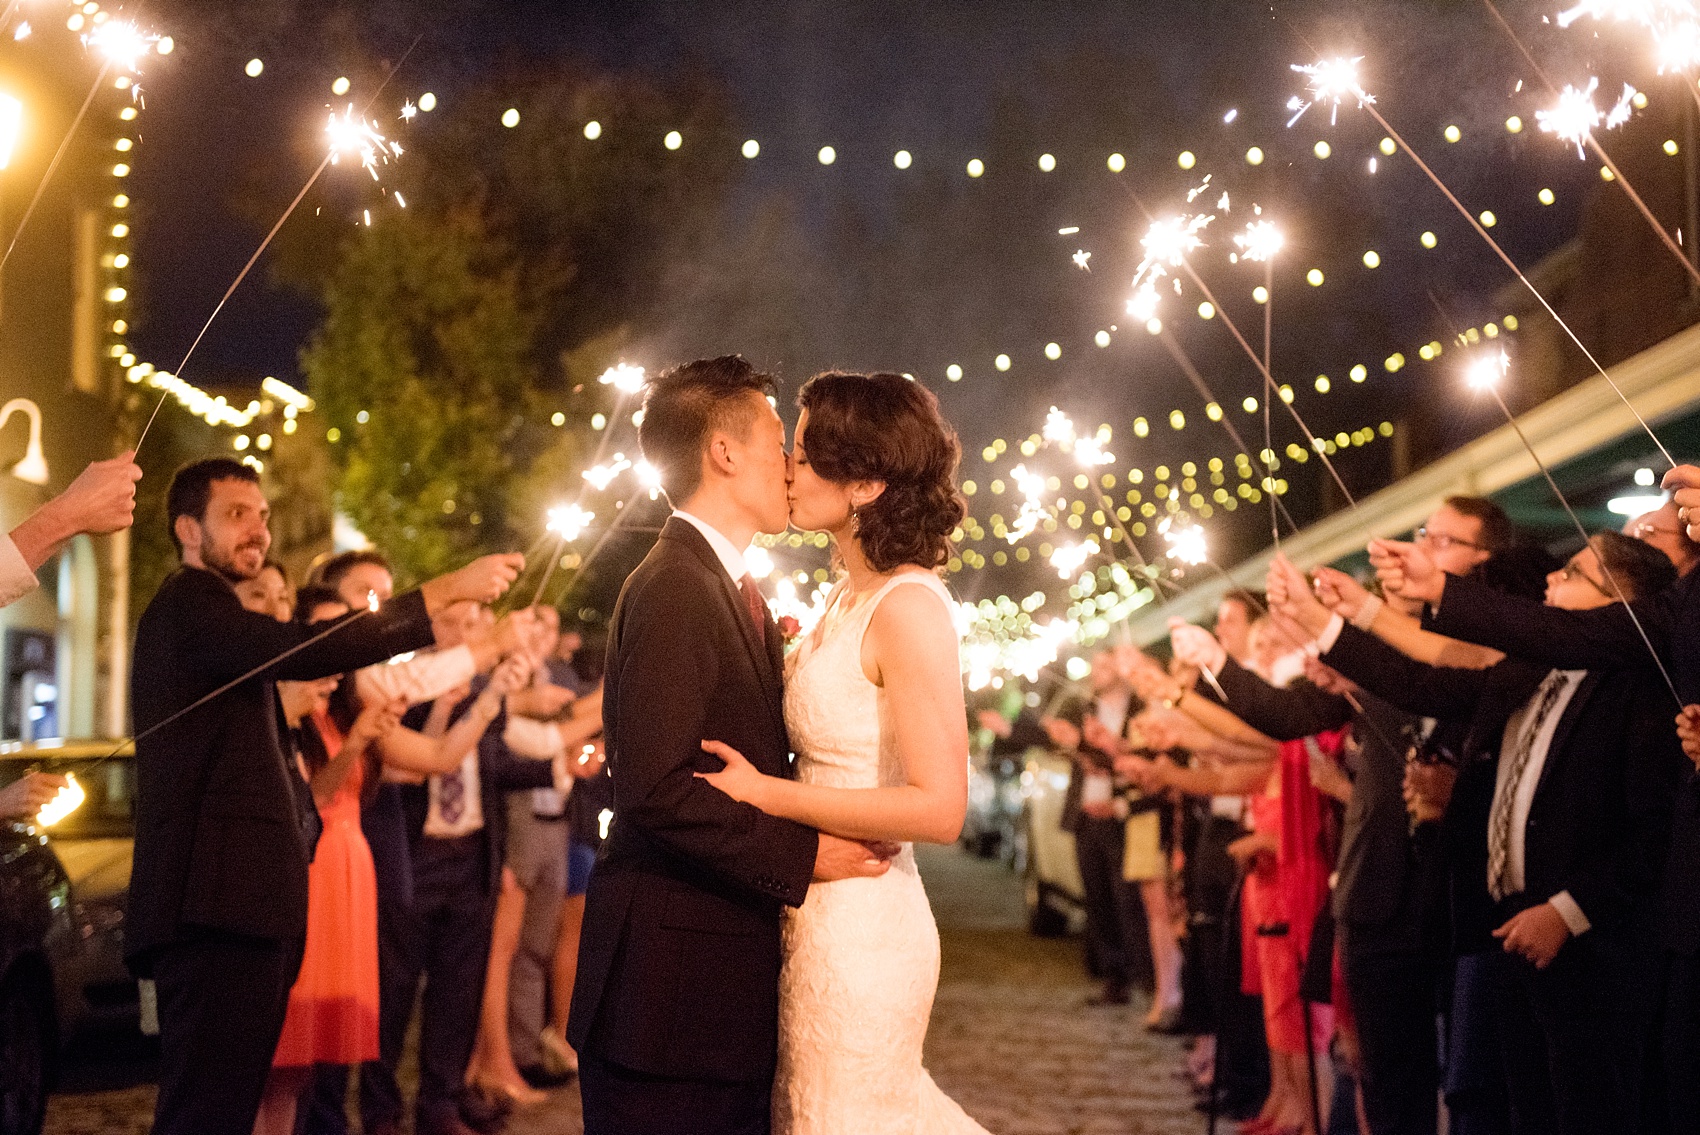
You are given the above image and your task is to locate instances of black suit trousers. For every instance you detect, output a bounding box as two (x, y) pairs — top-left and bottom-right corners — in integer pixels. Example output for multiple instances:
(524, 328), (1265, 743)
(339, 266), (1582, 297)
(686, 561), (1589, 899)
(1486, 933), (1636, 1135)
(1341, 919), (1441, 1135)
(147, 928), (305, 1135)
(579, 1053), (772, 1135)
(1073, 815), (1150, 987)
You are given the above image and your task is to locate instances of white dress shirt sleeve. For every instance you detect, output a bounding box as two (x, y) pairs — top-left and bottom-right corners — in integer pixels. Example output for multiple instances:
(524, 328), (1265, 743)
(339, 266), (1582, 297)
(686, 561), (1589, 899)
(356, 644), (476, 707)
(0, 535), (39, 609)
(504, 714), (565, 758)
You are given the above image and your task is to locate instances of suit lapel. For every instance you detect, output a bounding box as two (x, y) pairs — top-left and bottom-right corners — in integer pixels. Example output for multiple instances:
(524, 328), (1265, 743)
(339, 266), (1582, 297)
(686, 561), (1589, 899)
(660, 518), (784, 724)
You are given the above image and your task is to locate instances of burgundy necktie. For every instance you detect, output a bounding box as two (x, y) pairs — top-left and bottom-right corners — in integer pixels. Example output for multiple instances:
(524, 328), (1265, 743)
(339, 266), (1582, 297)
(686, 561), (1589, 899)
(739, 574), (767, 637)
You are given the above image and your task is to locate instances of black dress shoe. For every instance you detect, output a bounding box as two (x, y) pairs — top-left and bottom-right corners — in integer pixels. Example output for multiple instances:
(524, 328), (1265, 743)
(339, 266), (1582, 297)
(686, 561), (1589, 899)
(1085, 981), (1132, 1006)
(518, 1063), (575, 1089)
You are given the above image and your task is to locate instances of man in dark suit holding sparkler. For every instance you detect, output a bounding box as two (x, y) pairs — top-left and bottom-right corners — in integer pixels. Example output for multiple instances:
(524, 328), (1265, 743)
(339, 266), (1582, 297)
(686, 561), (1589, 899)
(128, 457), (526, 1135)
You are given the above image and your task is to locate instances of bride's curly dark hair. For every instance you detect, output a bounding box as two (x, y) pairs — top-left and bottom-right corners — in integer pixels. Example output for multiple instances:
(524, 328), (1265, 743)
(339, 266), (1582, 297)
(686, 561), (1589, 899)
(796, 371), (967, 573)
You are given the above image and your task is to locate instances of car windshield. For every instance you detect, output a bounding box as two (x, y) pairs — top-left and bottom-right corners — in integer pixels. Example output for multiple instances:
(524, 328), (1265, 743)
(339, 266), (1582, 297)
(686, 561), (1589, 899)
(0, 754), (136, 841)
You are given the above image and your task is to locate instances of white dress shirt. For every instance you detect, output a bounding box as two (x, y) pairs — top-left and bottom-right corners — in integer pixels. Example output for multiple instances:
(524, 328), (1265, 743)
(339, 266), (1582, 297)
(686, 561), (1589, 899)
(423, 750), (483, 839)
(672, 509), (747, 584)
(0, 535), (38, 609)
(1488, 669), (1591, 934)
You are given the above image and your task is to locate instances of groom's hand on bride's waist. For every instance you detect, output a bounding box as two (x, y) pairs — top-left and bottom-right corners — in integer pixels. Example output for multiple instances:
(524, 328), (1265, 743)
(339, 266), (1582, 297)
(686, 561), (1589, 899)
(812, 834), (897, 883)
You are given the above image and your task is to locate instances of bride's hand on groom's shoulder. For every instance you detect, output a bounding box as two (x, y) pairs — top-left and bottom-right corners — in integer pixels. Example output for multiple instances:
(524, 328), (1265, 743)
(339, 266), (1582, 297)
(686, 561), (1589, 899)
(696, 740), (769, 806)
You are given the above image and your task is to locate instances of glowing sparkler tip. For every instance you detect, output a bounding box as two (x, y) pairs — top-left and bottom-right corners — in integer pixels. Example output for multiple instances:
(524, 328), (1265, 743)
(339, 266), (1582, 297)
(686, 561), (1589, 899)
(1159, 518), (1209, 566)
(86, 20), (162, 74)
(1233, 219), (1284, 262)
(35, 774), (85, 828)
(546, 503), (596, 540)
(598, 363), (647, 395)
(1288, 56), (1374, 126)
(1465, 349), (1511, 392)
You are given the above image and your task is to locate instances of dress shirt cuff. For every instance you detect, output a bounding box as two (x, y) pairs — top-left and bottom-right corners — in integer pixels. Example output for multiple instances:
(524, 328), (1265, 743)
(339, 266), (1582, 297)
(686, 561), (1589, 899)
(504, 715), (565, 759)
(1316, 613), (1346, 654)
(0, 534), (38, 609)
(1349, 593), (1384, 632)
(1548, 890), (1591, 937)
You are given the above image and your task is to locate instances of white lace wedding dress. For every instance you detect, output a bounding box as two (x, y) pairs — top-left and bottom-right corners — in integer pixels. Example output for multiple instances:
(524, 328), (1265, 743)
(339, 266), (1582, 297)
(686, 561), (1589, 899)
(773, 571), (989, 1135)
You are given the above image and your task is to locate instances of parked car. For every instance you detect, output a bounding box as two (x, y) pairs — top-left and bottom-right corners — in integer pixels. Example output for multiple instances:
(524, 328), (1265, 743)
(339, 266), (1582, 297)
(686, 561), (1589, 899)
(1017, 746), (1086, 937)
(960, 745), (1026, 864)
(0, 741), (139, 1135)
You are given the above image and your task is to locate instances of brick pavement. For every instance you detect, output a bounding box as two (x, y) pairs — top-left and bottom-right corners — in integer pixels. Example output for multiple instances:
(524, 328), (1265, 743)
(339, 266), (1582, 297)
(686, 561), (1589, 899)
(45, 844), (1200, 1135)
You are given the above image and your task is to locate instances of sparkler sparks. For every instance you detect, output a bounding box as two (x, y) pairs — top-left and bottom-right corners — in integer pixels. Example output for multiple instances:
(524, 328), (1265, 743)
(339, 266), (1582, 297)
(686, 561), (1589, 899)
(1050, 540), (1098, 579)
(1233, 219), (1284, 262)
(35, 774), (85, 828)
(1005, 463), (1050, 543)
(1558, 1), (1700, 73)
(546, 503), (595, 540)
(1536, 77), (1639, 157)
(1465, 348), (1511, 392)
(1288, 56), (1374, 126)
(326, 104), (402, 180)
(1159, 517), (1209, 566)
(85, 20), (160, 74)
(1072, 249), (1092, 271)
(581, 454), (632, 491)
(599, 363), (647, 394)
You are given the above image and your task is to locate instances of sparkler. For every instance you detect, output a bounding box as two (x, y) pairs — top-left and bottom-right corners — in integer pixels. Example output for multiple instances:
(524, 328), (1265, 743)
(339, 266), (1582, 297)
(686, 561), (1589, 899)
(1004, 463), (1049, 543)
(1289, 52), (1679, 468)
(1072, 249), (1092, 271)
(1286, 56), (1374, 126)
(34, 773), (85, 828)
(1535, 77), (1638, 158)
(84, 20), (161, 75)
(1463, 350), (1681, 705)
(1050, 540), (1098, 579)
(600, 363), (648, 394)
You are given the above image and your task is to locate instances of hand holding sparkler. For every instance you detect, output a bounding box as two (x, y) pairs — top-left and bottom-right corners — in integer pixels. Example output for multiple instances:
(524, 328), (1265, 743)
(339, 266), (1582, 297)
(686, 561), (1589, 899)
(1265, 554), (1332, 638)
(1168, 618), (1227, 677)
(1661, 465), (1700, 542)
(1311, 566), (1374, 623)
(1367, 539), (1445, 606)
(1676, 706), (1700, 771)
(0, 771), (69, 821)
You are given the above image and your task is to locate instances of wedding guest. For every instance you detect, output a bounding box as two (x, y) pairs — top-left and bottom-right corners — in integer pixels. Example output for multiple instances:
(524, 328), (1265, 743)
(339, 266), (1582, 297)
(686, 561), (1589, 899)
(305, 551), (534, 1135)
(1045, 651), (1150, 1007)
(127, 457), (523, 1135)
(1283, 532), (1684, 1135)
(385, 610), (575, 1135)
(541, 633), (611, 1080)
(235, 559), (293, 621)
(255, 591), (400, 1135)
(1, 450), (141, 608)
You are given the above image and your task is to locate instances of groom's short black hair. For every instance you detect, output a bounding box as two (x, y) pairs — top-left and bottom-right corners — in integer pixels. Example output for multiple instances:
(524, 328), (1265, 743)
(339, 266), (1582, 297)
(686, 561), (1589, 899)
(639, 355), (776, 503)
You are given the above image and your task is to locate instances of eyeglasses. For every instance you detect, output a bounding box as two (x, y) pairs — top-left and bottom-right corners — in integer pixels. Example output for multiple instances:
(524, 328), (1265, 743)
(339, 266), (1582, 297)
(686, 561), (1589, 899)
(1415, 527), (1481, 552)
(1556, 559), (1613, 597)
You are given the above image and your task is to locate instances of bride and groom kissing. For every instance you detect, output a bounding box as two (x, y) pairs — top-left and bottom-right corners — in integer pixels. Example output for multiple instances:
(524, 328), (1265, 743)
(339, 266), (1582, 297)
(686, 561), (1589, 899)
(566, 356), (991, 1135)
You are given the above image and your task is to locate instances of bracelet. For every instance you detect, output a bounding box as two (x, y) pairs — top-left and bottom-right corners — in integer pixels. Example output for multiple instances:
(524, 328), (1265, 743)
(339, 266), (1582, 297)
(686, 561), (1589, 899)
(1349, 593), (1385, 632)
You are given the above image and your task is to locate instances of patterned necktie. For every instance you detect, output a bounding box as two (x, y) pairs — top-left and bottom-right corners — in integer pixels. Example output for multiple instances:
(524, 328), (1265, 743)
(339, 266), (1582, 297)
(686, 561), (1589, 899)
(438, 766), (465, 824)
(740, 574), (767, 637)
(1486, 670), (1571, 901)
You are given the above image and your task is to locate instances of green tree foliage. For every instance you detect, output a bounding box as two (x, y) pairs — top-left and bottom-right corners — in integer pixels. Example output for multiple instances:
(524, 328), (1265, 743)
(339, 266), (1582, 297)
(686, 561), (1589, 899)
(302, 63), (738, 586)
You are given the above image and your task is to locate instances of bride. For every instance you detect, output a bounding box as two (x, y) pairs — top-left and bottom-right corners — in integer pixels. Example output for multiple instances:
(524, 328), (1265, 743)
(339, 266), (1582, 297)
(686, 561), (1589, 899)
(696, 370), (989, 1135)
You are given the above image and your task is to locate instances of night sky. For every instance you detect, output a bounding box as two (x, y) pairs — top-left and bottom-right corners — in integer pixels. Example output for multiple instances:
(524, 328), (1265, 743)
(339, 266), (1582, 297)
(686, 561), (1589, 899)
(119, 0), (1678, 557)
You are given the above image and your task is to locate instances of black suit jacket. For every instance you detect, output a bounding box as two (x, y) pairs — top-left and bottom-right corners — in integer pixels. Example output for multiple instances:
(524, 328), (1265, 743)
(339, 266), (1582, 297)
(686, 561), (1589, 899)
(1323, 621), (1684, 953)
(567, 518), (819, 1083)
(1203, 658), (1426, 934)
(1060, 694), (1138, 833)
(126, 566), (434, 971)
(398, 687), (558, 895)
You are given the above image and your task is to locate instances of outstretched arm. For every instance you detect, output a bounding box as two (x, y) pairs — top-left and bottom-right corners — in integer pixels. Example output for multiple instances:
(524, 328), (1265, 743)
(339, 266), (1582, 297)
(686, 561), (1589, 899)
(700, 581), (970, 845)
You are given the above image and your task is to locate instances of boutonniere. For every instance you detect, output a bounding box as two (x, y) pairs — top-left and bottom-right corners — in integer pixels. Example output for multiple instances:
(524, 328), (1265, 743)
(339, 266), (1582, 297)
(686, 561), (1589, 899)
(777, 615), (802, 646)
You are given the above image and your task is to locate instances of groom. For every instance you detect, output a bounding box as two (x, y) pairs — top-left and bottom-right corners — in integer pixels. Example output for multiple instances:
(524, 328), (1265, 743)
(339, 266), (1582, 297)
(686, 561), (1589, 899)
(569, 356), (892, 1135)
